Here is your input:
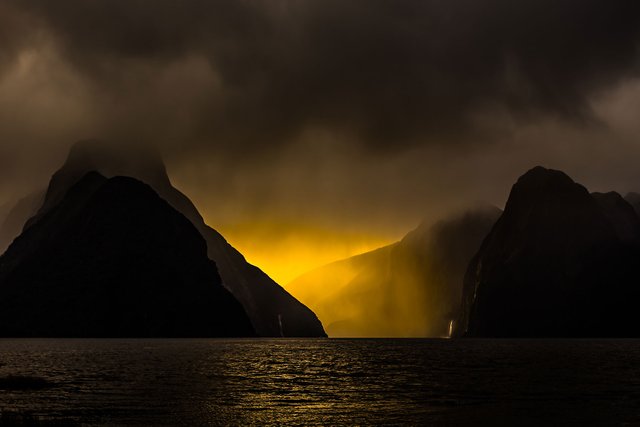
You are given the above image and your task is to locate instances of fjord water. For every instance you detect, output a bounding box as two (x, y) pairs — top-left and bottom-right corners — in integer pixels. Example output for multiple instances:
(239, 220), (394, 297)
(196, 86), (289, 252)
(1, 339), (639, 425)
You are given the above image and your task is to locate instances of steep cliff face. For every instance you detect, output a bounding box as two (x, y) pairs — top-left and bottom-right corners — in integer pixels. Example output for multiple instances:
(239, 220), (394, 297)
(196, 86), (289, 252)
(25, 140), (325, 337)
(288, 206), (501, 337)
(625, 192), (640, 218)
(0, 203), (8, 231)
(592, 192), (640, 243)
(459, 167), (640, 337)
(0, 173), (255, 337)
(0, 191), (45, 255)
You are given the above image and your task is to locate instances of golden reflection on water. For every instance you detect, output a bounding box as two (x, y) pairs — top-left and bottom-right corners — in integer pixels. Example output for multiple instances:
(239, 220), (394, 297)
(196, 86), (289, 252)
(1, 339), (638, 425)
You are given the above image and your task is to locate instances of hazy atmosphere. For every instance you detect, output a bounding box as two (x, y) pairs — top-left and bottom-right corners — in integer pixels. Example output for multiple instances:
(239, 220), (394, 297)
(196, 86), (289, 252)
(4, 2), (640, 425)
(2, 0), (640, 283)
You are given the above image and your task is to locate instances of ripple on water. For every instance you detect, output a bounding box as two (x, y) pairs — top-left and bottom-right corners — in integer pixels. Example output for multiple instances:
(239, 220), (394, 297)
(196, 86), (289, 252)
(0, 339), (639, 425)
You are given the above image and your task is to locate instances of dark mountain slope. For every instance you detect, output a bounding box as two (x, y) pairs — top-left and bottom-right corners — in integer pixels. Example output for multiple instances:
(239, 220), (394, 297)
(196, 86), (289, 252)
(0, 203), (8, 227)
(0, 191), (45, 254)
(28, 140), (324, 337)
(625, 192), (640, 218)
(459, 167), (640, 337)
(592, 191), (640, 243)
(288, 206), (501, 337)
(0, 172), (255, 337)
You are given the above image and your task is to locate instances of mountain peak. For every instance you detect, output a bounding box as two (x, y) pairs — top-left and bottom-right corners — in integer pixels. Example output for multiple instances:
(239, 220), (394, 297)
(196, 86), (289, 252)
(514, 166), (579, 192)
(459, 167), (639, 337)
(625, 192), (640, 217)
(10, 139), (326, 337)
(31, 140), (172, 227)
(64, 139), (169, 186)
(0, 172), (255, 337)
(592, 191), (640, 243)
(501, 166), (594, 229)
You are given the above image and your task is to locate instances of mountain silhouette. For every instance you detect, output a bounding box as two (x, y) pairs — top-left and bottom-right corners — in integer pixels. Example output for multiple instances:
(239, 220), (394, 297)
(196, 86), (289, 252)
(0, 203), (9, 250)
(625, 192), (640, 218)
(23, 140), (325, 337)
(0, 172), (255, 337)
(592, 192), (640, 243)
(0, 191), (45, 254)
(0, 203), (8, 232)
(288, 206), (500, 337)
(459, 166), (640, 337)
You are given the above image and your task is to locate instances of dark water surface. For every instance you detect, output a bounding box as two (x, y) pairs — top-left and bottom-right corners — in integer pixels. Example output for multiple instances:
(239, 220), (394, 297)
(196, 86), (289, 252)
(0, 339), (639, 425)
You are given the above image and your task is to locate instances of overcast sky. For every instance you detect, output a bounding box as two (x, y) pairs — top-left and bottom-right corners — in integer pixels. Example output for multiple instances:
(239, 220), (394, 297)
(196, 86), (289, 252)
(2, 0), (640, 280)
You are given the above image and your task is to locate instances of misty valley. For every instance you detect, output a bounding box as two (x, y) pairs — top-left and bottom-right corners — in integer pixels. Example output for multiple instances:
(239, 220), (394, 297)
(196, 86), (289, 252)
(3, 0), (640, 424)
(1, 142), (640, 424)
(2, 142), (640, 340)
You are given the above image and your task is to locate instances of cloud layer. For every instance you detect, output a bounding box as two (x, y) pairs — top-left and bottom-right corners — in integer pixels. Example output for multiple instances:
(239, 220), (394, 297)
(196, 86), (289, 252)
(3, 1), (640, 151)
(1, 0), (640, 252)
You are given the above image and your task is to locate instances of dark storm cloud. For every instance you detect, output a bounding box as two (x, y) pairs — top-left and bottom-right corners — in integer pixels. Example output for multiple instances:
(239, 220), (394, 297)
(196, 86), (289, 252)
(3, 0), (640, 281)
(0, 2), (40, 71)
(4, 0), (640, 154)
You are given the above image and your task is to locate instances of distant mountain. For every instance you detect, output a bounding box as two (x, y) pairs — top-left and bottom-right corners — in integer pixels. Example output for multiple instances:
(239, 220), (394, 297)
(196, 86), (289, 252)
(0, 172), (255, 337)
(0, 202), (9, 244)
(0, 191), (45, 254)
(592, 192), (640, 243)
(288, 206), (501, 337)
(23, 140), (325, 337)
(458, 167), (640, 337)
(0, 202), (8, 224)
(625, 192), (640, 218)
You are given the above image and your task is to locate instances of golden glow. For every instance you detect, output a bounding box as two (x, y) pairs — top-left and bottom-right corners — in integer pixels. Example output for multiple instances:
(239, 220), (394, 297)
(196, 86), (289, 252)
(286, 252), (437, 338)
(211, 219), (396, 286)
(204, 218), (451, 338)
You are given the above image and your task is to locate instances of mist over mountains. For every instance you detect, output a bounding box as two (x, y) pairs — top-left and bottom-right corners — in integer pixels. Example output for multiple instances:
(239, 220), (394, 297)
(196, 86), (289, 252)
(288, 207), (501, 337)
(0, 191), (44, 254)
(458, 167), (640, 337)
(626, 192), (640, 218)
(291, 166), (640, 338)
(0, 172), (255, 337)
(0, 140), (325, 337)
(3, 0), (640, 252)
(2, 139), (640, 337)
